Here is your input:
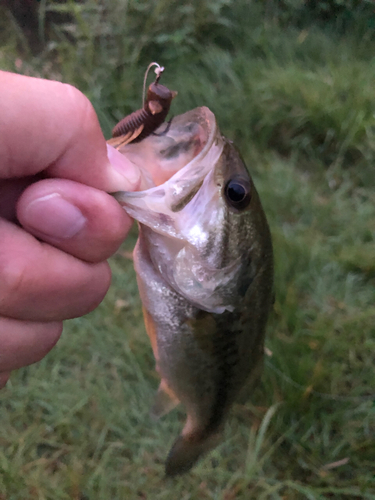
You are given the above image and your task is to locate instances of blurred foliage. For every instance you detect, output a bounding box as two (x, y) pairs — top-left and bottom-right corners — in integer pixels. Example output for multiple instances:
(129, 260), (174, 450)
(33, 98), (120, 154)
(304, 0), (375, 21)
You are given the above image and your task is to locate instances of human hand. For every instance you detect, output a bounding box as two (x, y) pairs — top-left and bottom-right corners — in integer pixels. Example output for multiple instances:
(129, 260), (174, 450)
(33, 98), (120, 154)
(0, 71), (140, 388)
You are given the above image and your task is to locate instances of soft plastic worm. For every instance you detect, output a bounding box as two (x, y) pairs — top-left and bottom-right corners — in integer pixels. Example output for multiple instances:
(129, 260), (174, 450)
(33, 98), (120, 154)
(112, 71), (176, 143)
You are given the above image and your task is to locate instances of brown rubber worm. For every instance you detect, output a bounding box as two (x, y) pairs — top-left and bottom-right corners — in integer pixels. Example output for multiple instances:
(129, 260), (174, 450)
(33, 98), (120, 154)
(110, 63), (177, 147)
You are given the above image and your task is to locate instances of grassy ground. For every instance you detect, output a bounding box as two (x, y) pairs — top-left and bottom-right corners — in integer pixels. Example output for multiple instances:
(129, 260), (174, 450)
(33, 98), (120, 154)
(0, 1), (375, 498)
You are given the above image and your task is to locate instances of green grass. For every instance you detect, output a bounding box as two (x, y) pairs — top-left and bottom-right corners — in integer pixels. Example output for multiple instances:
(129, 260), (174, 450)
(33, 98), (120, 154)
(1, 1), (375, 498)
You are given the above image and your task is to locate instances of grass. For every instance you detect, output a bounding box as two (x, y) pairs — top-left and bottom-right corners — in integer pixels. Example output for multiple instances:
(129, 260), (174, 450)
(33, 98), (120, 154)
(0, 1), (375, 498)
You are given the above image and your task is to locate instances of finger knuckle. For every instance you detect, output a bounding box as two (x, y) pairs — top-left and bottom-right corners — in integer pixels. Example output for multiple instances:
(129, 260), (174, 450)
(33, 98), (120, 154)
(0, 256), (28, 311)
(62, 83), (99, 133)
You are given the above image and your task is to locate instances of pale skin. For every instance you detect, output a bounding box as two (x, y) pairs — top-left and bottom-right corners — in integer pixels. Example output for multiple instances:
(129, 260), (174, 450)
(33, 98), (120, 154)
(0, 71), (142, 389)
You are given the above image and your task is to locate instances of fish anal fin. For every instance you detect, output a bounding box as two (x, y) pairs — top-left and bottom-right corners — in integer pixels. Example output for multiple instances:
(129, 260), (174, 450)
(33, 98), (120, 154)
(151, 379), (180, 419)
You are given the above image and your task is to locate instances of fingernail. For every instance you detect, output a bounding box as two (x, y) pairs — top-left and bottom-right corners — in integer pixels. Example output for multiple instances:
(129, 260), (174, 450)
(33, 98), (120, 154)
(107, 144), (141, 189)
(25, 193), (86, 239)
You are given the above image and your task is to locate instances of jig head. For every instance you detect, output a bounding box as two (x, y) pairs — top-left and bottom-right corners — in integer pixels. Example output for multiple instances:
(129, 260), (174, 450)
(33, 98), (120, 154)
(111, 63), (177, 147)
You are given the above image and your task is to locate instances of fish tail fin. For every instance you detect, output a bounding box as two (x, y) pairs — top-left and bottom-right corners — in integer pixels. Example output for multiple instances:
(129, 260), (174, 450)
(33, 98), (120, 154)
(165, 424), (221, 476)
(151, 379), (180, 419)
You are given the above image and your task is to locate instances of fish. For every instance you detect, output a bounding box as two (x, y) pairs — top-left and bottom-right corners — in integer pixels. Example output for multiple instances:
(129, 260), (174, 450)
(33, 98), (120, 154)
(108, 106), (274, 476)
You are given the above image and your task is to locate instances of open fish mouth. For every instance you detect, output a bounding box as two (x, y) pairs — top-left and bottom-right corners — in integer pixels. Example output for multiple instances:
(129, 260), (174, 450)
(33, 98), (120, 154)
(112, 106), (224, 226)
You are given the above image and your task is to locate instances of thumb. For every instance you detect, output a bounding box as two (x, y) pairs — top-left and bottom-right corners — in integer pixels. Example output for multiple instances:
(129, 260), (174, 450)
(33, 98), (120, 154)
(0, 71), (141, 192)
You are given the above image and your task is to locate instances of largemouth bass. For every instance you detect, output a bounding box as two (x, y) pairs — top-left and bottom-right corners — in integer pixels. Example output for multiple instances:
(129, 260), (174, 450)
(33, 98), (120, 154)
(109, 106), (274, 476)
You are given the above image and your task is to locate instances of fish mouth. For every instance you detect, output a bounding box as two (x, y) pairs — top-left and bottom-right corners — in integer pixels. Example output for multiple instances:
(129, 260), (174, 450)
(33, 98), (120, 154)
(113, 106), (224, 226)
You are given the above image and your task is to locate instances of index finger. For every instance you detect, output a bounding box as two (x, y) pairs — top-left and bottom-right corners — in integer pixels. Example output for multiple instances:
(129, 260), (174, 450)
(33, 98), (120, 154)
(0, 71), (140, 192)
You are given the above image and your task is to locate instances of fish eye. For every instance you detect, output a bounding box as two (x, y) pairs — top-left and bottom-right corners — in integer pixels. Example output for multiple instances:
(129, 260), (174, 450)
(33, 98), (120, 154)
(224, 177), (251, 210)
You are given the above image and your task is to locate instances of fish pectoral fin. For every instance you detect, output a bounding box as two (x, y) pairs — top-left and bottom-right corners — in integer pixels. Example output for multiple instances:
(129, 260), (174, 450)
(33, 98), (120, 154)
(151, 379), (180, 419)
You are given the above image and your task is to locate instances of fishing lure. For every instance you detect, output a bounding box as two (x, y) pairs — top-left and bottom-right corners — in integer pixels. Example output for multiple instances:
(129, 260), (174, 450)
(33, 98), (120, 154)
(110, 62), (176, 147)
